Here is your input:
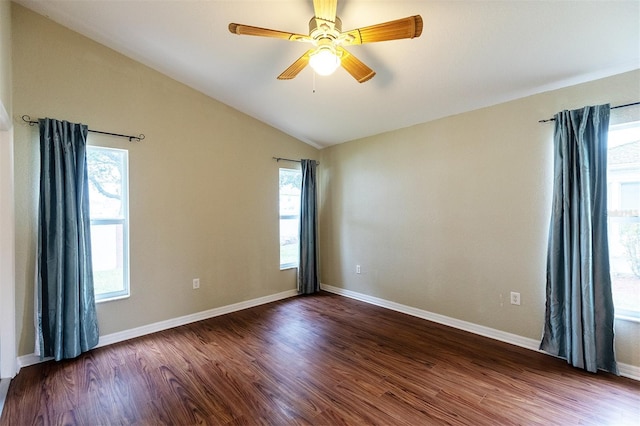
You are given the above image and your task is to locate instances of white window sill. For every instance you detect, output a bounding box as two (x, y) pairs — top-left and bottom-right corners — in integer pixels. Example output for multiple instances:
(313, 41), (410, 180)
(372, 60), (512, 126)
(280, 265), (298, 271)
(615, 314), (640, 323)
(96, 294), (130, 304)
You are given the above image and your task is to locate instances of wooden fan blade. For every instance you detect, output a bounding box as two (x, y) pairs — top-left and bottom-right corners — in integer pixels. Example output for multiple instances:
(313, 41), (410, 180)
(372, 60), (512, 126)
(277, 50), (313, 80)
(229, 23), (310, 42)
(337, 47), (375, 83)
(342, 15), (423, 45)
(313, 0), (338, 22)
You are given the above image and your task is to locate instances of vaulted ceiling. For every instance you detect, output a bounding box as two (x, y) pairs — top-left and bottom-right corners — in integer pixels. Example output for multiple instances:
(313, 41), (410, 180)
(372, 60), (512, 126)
(14, 0), (640, 148)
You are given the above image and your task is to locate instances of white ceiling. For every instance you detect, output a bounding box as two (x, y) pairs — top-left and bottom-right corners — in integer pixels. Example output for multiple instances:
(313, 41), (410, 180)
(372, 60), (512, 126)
(14, 0), (640, 148)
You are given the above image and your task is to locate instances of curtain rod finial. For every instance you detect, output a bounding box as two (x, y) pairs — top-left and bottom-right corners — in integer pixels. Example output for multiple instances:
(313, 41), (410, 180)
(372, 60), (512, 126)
(22, 115), (37, 126)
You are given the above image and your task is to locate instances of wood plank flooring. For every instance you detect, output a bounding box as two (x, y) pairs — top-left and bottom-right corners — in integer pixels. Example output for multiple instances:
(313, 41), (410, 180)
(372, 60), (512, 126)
(1, 291), (639, 425)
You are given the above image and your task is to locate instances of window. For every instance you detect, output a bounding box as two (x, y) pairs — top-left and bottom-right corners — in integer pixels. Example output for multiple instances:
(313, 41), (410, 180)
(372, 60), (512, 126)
(87, 146), (130, 302)
(279, 168), (302, 269)
(607, 120), (640, 320)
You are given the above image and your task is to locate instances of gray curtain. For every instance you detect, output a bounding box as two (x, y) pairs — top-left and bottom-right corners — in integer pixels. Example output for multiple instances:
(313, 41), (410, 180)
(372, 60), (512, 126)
(298, 159), (319, 294)
(36, 118), (100, 361)
(540, 104), (618, 374)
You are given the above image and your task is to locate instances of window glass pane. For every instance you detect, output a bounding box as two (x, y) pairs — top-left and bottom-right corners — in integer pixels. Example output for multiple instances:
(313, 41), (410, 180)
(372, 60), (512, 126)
(608, 121), (640, 318)
(280, 217), (299, 267)
(87, 146), (129, 301)
(280, 169), (302, 216)
(91, 223), (125, 295)
(88, 149), (125, 219)
(621, 182), (640, 211)
(279, 169), (302, 269)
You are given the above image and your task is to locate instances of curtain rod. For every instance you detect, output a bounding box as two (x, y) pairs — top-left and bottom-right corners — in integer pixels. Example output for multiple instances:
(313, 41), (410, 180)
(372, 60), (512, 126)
(21, 115), (145, 142)
(272, 157), (319, 165)
(538, 102), (640, 123)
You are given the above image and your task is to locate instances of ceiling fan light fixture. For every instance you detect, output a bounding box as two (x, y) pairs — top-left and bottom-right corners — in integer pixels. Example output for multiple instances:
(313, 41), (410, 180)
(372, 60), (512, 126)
(229, 2), (423, 83)
(309, 45), (341, 76)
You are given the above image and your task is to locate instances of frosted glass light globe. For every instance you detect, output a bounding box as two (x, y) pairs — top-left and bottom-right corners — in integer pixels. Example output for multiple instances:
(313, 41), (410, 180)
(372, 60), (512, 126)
(309, 47), (340, 76)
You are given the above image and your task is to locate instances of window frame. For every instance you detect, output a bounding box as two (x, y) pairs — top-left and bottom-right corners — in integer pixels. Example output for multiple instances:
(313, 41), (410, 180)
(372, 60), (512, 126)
(87, 145), (130, 303)
(607, 120), (640, 322)
(279, 167), (302, 270)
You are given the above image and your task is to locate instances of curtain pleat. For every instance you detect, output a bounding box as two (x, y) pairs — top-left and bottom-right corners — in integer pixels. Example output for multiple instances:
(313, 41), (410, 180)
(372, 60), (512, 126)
(540, 104), (618, 374)
(298, 159), (319, 294)
(36, 118), (100, 361)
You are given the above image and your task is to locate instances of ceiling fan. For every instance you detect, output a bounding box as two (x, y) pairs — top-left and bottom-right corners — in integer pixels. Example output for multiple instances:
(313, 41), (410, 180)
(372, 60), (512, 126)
(228, 0), (423, 83)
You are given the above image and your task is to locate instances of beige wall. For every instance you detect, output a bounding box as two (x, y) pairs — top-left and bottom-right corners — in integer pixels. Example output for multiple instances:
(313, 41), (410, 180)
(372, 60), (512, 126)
(319, 70), (640, 367)
(12, 4), (318, 356)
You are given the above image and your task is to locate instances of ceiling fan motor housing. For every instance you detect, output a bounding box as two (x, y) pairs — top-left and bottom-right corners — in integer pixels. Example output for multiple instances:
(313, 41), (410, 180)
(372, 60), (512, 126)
(309, 16), (342, 43)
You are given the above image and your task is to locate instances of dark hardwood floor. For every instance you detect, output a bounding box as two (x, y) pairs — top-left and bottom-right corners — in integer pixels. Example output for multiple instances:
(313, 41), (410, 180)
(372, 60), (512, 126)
(1, 291), (639, 425)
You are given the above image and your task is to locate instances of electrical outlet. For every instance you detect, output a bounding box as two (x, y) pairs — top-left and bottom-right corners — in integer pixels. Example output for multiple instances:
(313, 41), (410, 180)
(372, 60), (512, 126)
(193, 278), (200, 289)
(510, 291), (521, 306)
(356, 265), (361, 274)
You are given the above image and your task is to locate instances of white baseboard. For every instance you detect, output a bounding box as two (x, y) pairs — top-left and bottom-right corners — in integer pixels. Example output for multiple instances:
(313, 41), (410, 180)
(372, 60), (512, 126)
(17, 289), (297, 371)
(320, 283), (640, 381)
(16, 286), (638, 381)
(619, 363), (640, 381)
